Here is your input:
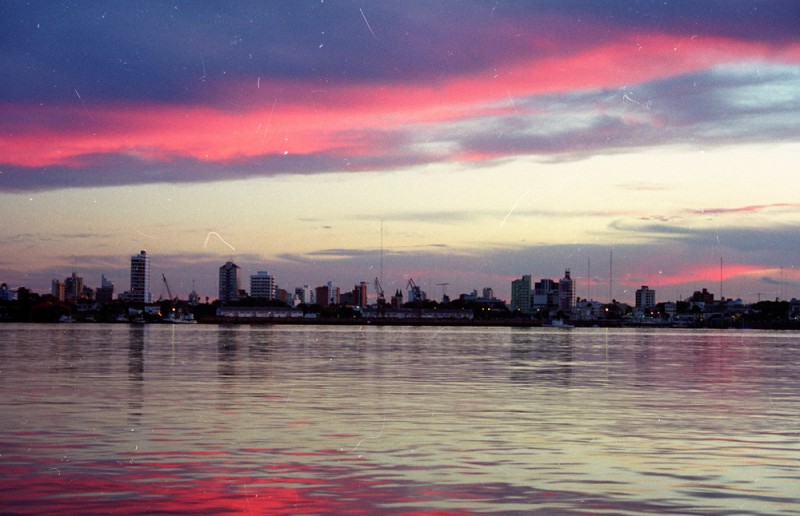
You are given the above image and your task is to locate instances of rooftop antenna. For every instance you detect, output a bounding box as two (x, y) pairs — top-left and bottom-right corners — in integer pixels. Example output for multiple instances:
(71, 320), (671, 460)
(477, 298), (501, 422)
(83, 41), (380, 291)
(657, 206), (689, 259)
(380, 219), (384, 287)
(719, 257), (723, 301)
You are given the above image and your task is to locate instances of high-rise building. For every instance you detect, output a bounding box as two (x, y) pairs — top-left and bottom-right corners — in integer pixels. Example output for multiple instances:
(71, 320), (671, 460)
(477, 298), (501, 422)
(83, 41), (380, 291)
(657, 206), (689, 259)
(294, 285), (312, 305)
(130, 250), (151, 303)
(218, 261), (241, 304)
(558, 269), (575, 313)
(250, 271), (276, 300)
(353, 282), (368, 307)
(276, 289), (289, 303)
(96, 275), (115, 304)
(510, 275), (532, 313)
(315, 285), (329, 307)
(635, 285), (656, 308)
(327, 281), (340, 305)
(51, 279), (66, 302)
(64, 272), (84, 302)
(533, 278), (558, 311)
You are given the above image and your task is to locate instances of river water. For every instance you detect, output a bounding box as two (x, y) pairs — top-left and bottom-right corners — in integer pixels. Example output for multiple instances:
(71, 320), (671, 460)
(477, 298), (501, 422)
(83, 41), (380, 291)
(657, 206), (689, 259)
(1, 324), (798, 514)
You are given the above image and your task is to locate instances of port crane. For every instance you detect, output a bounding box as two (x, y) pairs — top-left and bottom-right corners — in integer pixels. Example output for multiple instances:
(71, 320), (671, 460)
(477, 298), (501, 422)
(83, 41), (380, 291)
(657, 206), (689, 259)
(406, 278), (423, 316)
(406, 278), (420, 300)
(374, 277), (386, 315)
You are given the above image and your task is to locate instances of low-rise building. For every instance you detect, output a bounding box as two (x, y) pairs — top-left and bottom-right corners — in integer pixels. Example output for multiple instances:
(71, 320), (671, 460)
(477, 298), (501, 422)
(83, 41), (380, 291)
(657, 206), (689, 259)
(217, 306), (304, 319)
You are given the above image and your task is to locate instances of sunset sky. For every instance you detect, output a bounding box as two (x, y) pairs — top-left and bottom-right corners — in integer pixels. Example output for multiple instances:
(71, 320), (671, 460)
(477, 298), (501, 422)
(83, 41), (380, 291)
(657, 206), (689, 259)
(2, 1), (799, 304)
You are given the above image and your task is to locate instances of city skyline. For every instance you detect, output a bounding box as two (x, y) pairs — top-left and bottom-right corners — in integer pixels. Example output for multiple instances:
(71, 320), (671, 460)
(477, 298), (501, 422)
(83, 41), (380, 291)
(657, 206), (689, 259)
(19, 248), (795, 308)
(2, 2), (799, 303)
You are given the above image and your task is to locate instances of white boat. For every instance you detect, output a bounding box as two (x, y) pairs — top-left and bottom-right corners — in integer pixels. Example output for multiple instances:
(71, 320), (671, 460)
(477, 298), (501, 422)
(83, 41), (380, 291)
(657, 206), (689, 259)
(163, 312), (197, 324)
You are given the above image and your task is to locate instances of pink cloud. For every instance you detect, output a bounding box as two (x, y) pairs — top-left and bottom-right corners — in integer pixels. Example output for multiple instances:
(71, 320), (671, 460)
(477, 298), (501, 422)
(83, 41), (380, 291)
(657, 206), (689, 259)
(2, 31), (798, 173)
(636, 263), (783, 290)
(689, 203), (800, 215)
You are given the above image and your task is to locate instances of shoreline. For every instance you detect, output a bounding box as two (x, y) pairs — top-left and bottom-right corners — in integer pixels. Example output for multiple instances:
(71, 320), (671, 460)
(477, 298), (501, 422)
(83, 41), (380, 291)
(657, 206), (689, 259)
(4, 317), (800, 330)
(199, 316), (546, 327)
(197, 317), (800, 330)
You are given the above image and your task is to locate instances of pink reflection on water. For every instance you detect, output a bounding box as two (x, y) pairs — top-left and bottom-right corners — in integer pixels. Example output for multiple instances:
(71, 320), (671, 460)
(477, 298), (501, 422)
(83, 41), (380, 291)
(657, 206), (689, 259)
(0, 446), (695, 514)
(0, 451), (485, 514)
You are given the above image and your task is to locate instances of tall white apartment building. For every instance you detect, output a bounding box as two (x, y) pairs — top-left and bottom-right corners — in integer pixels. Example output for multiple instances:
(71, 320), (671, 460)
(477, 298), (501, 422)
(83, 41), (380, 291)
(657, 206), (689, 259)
(130, 250), (151, 303)
(250, 271), (276, 300)
(635, 285), (656, 309)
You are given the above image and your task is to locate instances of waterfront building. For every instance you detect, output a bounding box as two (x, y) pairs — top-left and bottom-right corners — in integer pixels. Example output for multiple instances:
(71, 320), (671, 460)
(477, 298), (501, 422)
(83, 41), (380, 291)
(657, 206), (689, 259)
(391, 289), (403, 309)
(51, 279), (66, 302)
(510, 275), (532, 313)
(635, 285), (656, 309)
(52, 272), (86, 302)
(218, 261), (242, 304)
(361, 307), (474, 320)
(575, 298), (604, 320)
(354, 282), (368, 308)
(339, 290), (355, 306)
(533, 278), (558, 313)
(0, 283), (15, 301)
(327, 281), (340, 305)
(250, 271), (277, 300)
(130, 250), (151, 303)
(690, 288), (714, 304)
(294, 285), (313, 305)
(96, 275), (115, 304)
(217, 305), (304, 319)
(558, 269), (575, 314)
(315, 285), (330, 307)
(276, 288), (289, 303)
(461, 290), (477, 302)
(65, 272), (84, 302)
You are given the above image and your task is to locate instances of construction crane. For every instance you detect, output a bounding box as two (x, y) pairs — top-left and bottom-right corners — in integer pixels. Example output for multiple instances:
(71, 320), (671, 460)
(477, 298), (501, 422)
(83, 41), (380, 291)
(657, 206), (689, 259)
(162, 273), (177, 302)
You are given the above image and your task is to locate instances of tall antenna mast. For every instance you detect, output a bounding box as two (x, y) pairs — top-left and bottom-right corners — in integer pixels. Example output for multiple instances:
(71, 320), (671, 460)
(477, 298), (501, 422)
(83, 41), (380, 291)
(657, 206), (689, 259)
(609, 250), (613, 303)
(587, 257), (591, 301)
(719, 257), (723, 301)
(380, 219), (384, 286)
